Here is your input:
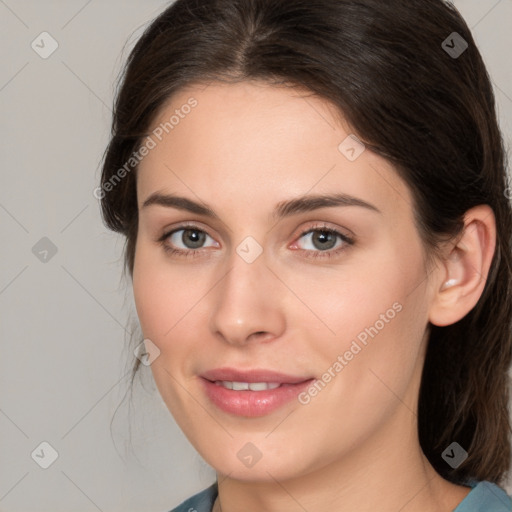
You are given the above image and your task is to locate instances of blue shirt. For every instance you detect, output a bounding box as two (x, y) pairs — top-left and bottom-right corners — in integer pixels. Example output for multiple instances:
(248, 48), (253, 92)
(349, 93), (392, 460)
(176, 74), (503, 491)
(169, 480), (512, 511)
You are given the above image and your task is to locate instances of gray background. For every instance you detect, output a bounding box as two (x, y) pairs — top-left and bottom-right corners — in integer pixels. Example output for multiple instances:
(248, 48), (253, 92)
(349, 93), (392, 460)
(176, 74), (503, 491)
(0, 1), (511, 511)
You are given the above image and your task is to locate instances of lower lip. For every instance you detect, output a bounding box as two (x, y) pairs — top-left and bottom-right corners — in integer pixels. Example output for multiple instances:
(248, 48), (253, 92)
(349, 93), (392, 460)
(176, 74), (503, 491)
(200, 378), (315, 417)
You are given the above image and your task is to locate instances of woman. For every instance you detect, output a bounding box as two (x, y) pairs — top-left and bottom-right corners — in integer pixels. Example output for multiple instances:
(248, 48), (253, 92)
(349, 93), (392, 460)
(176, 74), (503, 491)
(98, 0), (512, 510)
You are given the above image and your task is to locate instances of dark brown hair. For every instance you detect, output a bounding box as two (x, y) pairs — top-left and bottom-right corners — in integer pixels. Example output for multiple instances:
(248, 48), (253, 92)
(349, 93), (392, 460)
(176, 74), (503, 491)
(100, 0), (512, 487)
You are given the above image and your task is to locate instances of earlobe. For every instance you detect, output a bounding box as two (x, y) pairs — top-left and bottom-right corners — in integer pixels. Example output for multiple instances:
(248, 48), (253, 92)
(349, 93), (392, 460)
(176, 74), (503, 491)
(429, 205), (496, 327)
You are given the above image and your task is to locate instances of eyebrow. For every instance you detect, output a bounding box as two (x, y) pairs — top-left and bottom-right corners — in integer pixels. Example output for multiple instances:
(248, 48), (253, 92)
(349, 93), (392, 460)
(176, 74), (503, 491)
(141, 191), (381, 219)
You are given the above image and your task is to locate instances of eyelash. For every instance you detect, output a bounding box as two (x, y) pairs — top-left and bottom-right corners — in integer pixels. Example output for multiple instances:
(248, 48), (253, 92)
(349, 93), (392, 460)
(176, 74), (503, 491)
(157, 222), (355, 260)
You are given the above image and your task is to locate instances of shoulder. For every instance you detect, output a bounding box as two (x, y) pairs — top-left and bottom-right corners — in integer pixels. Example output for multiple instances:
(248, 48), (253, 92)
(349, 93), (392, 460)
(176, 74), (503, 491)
(454, 480), (512, 511)
(165, 480), (512, 512)
(167, 483), (218, 512)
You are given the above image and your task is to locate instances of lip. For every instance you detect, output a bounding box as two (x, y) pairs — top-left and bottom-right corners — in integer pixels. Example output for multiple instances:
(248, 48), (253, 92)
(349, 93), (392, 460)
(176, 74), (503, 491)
(200, 367), (315, 417)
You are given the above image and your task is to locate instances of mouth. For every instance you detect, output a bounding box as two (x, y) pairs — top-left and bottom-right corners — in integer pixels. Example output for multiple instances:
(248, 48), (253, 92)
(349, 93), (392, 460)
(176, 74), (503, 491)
(211, 381), (282, 391)
(200, 368), (315, 417)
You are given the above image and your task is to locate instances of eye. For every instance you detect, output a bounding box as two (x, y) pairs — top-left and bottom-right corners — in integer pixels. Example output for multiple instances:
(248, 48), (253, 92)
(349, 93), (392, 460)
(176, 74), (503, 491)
(158, 225), (218, 257)
(291, 224), (354, 259)
(157, 222), (354, 260)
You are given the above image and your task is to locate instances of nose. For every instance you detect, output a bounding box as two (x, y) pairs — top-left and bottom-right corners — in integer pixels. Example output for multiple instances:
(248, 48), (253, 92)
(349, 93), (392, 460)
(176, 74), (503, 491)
(209, 244), (286, 347)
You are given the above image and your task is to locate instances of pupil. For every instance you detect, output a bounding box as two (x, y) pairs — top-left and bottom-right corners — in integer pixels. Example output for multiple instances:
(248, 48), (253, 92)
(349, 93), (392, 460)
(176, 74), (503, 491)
(184, 229), (205, 248)
(314, 230), (335, 250)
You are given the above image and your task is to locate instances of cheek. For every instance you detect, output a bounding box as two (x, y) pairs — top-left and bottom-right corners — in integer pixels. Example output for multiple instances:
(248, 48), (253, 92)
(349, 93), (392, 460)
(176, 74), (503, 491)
(284, 250), (417, 345)
(132, 243), (202, 342)
(290, 239), (429, 393)
(311, 263), (429, 417)
(132, 247), (202, 409)
(132, 255), (165, 339)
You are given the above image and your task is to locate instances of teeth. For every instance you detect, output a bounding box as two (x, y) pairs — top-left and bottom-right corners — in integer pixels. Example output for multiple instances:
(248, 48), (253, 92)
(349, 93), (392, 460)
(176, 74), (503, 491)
(215, 381), (281, 391)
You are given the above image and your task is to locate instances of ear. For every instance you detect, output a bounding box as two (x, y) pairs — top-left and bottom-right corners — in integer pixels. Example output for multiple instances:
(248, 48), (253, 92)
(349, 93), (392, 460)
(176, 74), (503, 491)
(428, 205), (496, 327)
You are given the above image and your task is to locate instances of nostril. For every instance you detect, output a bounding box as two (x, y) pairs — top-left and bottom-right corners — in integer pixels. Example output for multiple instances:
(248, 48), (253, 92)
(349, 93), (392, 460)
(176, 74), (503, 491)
(249, 332), (273, 343)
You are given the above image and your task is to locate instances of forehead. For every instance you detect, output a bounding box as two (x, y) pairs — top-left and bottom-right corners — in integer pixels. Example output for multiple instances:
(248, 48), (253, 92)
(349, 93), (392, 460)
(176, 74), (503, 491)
(136, 81), (413, 222)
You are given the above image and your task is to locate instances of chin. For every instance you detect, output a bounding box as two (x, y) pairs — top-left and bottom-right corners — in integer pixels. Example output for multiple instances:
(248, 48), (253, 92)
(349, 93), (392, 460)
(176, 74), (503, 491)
(199, 444), (312, 483)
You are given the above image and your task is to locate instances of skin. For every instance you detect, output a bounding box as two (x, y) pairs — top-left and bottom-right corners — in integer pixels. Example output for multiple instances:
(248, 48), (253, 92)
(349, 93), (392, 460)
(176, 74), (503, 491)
(132, 81), (496, 512)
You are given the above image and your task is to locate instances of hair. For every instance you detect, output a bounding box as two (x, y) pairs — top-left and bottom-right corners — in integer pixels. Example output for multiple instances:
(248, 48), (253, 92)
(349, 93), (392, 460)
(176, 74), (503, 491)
(99, 0), (512, 488)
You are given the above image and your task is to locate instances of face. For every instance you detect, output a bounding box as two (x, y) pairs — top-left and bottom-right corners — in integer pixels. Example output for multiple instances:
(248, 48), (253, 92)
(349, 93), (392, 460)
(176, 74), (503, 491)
(132, 81), (438, 482)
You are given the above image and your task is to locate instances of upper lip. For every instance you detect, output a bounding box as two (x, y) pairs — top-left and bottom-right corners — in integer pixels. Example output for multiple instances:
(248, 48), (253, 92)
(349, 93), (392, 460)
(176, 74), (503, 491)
(201, 367), (313, 384)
